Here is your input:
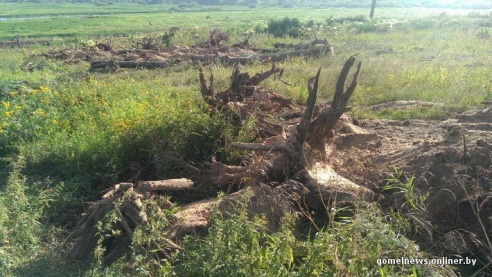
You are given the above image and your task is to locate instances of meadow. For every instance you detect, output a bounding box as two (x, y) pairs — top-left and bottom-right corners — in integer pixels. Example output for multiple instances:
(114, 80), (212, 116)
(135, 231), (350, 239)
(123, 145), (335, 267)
(0, 3), (491, 276)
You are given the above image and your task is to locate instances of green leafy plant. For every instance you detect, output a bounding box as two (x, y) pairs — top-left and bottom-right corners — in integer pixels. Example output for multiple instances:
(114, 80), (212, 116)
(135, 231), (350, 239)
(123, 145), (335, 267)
(382, 167), (433, 242)
(476, 27), (492, 40)
(383, 167), (429, 213)
(267, 17), (303, 38)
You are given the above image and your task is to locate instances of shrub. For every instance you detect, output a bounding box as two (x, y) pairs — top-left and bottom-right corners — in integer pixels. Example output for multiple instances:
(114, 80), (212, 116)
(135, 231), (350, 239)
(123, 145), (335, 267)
(409, 18), (438, 30)
(476, 27), (492, 40)
(325, 14), (368, 27)
(267, 17), (302, 38)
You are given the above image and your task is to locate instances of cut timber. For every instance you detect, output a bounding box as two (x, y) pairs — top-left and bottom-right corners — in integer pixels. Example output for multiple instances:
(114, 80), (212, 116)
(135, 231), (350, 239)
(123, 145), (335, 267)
(139, 178), (193, 192)
(305, 162), (375, 206)
(90, 60), (170, 70)
(164, 184), (294, 241)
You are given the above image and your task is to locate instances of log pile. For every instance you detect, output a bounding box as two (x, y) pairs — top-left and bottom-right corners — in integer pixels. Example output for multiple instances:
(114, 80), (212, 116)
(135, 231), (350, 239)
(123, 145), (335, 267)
(34, 38), (334, 70)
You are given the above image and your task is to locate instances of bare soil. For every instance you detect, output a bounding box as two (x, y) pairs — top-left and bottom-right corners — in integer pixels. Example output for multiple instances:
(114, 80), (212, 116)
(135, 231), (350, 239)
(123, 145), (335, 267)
(329, 106), (492, 265)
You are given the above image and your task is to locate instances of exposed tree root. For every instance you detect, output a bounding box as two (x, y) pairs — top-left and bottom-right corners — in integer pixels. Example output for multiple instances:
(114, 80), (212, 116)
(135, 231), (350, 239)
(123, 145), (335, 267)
(66, 56), (374, 265)
(65, 179), (192, 261)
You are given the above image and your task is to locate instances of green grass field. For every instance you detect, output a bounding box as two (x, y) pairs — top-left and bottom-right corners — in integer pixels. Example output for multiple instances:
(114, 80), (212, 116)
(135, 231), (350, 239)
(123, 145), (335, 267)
(1, 3), (491, 276)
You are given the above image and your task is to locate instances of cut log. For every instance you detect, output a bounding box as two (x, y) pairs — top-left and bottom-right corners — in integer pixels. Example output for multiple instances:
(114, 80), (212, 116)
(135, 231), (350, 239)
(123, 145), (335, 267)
(90, 60), (170, 70)
(138, 178), (194, 192)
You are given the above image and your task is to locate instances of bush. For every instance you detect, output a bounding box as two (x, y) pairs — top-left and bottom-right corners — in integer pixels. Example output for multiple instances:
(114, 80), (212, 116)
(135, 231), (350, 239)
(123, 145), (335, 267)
(476, 27), (492, 40)
(409, 18), (438, 30)
(267, 17), (302, 38)
(0, 157), (66, 275)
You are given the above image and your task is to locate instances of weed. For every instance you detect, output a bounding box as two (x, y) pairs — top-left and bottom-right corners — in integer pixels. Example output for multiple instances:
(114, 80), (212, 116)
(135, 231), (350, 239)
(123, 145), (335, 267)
(171, 199), (453, 276)
(476, 27), (492, 40)
(384, 167), (429, 213)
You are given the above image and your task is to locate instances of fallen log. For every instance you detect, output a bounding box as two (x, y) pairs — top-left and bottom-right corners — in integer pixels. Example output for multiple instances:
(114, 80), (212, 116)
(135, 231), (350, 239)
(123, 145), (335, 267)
(90, 60), (170, 70)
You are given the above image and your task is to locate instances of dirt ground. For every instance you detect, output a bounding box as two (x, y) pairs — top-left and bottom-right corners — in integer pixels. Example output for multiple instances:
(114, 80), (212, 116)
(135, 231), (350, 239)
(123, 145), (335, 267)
(329, 105), (492, 266)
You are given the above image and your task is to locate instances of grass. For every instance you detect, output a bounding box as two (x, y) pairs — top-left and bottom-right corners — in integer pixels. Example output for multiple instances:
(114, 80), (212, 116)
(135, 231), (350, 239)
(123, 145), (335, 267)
(0, 5), (491, 276)
(92, 197), (455, 276)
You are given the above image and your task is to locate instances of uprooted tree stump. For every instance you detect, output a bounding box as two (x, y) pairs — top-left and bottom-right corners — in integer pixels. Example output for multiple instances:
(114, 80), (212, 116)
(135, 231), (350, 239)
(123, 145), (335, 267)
(66, 56), (374, 264)
(65, 179), (193, 261)
(85, 37), (333, 71)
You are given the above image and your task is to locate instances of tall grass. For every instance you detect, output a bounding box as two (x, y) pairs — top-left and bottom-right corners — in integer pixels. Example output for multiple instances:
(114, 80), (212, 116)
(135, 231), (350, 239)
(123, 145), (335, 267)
(95, 198), (455, 276)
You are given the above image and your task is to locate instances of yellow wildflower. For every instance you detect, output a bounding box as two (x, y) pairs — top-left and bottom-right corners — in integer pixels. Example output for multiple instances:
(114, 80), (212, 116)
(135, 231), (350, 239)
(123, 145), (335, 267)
(36, 109), (47, 117)
(114, 119), (131, 133)
(136, 102), (146, 114)
(3, 111), (13, 118)
(1, 101), (10, 109)
(39, 85), (49, 92)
